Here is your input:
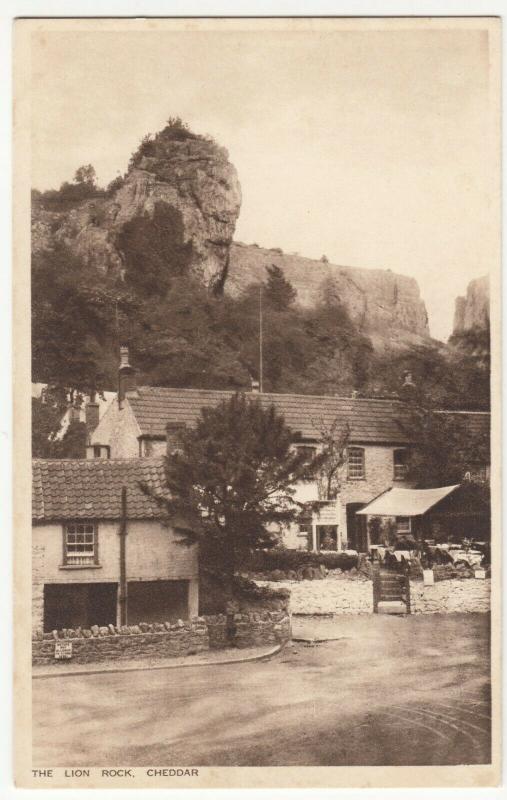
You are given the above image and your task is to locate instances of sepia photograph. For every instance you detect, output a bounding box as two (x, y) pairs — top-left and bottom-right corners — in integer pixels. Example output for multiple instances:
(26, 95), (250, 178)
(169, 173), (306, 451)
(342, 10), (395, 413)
(12, 14), (501, 790)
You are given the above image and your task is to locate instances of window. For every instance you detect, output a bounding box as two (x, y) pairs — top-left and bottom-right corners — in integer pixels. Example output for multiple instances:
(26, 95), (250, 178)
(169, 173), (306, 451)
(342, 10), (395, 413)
(317, 525), (338, 551)
(393, 448), (408, 481)
(64, 523), (97, 566)
(92, 445), (110, 459)
(347, 447), (365, 480)
(396, 517), (411, 535)
(295, 445), (317, 460)
(297, 521), (312, 550)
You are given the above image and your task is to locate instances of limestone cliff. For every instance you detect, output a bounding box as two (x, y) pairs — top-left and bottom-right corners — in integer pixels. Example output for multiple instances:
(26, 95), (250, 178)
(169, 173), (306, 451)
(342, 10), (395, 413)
(227, 243), (430, 347)
(453, 276), (490, 335)
(32, 123), (432, 350)
(32, 126), (242, 290)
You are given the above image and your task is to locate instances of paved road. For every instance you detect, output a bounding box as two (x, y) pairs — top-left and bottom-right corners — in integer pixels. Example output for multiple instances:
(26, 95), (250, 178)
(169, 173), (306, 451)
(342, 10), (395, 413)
(33, 613), (491, 767)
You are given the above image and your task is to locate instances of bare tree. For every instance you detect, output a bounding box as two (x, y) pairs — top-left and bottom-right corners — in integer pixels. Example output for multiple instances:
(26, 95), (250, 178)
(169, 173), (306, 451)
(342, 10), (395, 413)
(311, 417), (351, 500)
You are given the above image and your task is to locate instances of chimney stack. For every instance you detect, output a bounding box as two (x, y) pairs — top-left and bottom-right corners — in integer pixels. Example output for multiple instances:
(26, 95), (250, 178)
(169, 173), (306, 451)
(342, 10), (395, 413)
(400, 371), (417, 401)
(118, 346), (137, 406)
(166, 422), (187, 455)
(251, 378), (260, 394)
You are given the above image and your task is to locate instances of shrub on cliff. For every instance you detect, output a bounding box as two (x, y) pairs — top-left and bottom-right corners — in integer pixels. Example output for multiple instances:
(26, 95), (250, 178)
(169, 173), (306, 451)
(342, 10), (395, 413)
(264, 264), (297, 311)
(118, 200), (193, 296)
(129, 118), (202, 169)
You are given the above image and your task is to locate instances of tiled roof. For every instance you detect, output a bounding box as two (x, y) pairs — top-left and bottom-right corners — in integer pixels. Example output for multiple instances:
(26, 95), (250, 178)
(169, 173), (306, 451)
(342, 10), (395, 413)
(128, 387), (415, 444)
(434, 410), (490, 440)
(32, 458), (167, 522)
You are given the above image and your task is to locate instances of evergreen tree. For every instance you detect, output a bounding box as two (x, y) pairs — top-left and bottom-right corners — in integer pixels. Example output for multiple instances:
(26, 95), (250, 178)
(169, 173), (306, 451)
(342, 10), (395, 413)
(401, 405), (490, 488)
(152, 394), (325, 598)
(264, 264), (297, 311)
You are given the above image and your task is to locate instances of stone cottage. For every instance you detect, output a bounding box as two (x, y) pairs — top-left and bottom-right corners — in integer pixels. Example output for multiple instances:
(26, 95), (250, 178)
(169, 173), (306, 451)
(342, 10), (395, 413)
(86, 348), (491, 554)
(32, 457), (199, 633)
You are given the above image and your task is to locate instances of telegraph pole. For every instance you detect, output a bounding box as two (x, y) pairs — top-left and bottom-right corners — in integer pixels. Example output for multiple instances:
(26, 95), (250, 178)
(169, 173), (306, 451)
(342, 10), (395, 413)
(259, 284), (264, 392)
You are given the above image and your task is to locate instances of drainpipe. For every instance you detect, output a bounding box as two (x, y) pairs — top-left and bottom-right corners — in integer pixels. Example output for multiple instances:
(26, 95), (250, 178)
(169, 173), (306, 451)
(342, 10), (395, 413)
(118, 486), (128, 626)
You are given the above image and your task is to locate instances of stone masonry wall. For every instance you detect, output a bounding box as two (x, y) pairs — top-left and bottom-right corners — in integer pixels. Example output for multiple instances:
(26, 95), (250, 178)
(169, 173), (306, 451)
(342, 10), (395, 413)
(32, 610), (291, 666)
(257, 576), (491, 616)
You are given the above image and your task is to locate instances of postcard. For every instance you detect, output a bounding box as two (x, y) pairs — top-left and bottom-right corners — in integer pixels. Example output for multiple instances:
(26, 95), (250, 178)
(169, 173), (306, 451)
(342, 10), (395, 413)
(13, 15), (501, 789)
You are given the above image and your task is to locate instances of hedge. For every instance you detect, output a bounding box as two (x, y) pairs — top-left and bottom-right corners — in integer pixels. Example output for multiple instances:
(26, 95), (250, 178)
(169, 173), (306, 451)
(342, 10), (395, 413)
(244, 549), (358, 573)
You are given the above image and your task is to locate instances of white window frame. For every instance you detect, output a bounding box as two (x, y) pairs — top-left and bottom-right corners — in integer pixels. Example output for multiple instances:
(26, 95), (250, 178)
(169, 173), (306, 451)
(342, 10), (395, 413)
(63, 522), (98, 566)
(396, 516), (411, 535)
(347, 447), (365, 480)
(393, 448), (408, 481)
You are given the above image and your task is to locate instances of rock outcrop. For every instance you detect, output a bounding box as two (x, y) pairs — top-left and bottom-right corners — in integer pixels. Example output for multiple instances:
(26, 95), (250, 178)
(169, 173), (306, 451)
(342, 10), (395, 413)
(32, 126), (242, 290)
(227, 243), (430, 346)
(32, 123), (432, 349)
(453, 276), (490, 334)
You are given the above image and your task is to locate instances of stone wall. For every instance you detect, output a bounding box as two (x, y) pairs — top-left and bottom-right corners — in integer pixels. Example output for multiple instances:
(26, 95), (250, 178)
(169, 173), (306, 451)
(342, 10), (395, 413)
(410, 579), (490, 614)
(233, 611), (291, 648)
(257, 575), (491, 616)
(32, 610), (291, 666)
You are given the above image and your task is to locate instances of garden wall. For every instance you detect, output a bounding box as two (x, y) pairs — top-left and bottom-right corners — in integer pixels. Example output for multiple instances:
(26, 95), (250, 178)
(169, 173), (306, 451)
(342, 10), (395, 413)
(256, 576), (491, 616)
(32, 610), (291, 666)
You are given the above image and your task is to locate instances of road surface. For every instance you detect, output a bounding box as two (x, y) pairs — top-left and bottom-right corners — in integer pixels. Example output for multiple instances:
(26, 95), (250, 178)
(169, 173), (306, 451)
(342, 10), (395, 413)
(33, 613), (491, 767)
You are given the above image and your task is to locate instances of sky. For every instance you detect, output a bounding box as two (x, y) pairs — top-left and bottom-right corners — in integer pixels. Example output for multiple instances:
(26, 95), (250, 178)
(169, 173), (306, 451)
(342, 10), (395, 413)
(30, 20), (498, 341)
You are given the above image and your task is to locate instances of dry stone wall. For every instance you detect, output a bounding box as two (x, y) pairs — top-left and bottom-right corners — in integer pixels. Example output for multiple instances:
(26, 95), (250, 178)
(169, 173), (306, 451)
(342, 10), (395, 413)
(32, 610), (291, 666)
(410, 579), (490, 614)
(257, 576), (491, 616)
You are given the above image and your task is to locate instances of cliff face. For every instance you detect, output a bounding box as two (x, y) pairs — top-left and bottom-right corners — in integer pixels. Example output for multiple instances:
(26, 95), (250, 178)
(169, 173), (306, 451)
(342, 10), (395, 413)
(227, 243), (430, 347)
(32, 131), (242, 290)
(453, 276), (490, 334)
(32, 124), (432, 350)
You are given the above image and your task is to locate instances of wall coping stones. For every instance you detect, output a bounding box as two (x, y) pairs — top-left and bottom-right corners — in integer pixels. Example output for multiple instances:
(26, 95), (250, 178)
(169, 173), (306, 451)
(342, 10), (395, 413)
(32, 610), (291, 666)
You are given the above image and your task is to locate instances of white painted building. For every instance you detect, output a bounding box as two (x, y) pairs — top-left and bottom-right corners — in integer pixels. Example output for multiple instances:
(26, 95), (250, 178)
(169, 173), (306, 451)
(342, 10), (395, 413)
(32, 457), (198, 632)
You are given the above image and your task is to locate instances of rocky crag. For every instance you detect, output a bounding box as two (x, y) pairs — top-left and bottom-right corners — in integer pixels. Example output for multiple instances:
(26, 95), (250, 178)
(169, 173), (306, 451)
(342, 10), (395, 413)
(32, 122), (431, 347)
(453, 275), (490, 335)
(227, 243), (430, 349)
(32, 127), (242, 291)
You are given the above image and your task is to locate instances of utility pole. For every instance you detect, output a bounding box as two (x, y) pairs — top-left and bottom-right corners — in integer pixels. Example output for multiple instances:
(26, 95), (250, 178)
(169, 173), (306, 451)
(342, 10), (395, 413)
(259, 284), (263, 392)
(118, 486), (128, 626)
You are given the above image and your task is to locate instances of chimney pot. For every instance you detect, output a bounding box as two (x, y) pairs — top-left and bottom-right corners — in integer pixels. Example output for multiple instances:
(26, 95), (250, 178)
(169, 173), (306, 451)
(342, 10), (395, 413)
(118, 346), (137, 405)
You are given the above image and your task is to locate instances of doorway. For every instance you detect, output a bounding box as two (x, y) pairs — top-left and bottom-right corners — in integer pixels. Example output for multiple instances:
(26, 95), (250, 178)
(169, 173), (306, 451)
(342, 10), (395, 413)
(127, 580), (190, 624)
(346, 503), (368, 552)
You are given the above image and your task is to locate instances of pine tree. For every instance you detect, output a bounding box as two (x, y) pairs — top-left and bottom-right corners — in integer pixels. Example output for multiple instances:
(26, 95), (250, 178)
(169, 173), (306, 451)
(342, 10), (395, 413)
(264, 264), (297, 311)
(150, 394), (325, 598)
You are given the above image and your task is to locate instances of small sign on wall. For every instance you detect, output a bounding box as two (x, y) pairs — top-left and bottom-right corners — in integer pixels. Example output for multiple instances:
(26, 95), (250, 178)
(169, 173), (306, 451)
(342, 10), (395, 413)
(315, 504), (339, 525)
(54, 641), (73, 660)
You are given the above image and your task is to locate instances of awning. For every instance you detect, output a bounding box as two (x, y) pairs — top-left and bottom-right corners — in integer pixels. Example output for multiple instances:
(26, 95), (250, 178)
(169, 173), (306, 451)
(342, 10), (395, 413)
(356, 485), (460, 517)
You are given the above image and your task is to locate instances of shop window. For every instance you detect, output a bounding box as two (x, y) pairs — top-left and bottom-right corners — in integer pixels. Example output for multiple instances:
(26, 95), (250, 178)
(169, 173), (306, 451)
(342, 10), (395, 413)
(396, 517), (411, 536)
(317, 525), (338, 551)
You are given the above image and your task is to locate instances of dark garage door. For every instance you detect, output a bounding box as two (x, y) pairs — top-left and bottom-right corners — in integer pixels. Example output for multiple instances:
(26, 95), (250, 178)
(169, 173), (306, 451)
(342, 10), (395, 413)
(127, 580), (189, 625)
(43, 583), (118, 632)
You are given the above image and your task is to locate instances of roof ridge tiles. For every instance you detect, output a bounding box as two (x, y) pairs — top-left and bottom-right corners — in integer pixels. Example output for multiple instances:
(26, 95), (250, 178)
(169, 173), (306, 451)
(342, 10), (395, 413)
(135, 384), (409, 404)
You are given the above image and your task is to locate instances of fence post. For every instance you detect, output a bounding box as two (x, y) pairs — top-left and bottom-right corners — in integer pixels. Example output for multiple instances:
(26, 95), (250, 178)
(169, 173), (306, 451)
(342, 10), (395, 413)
(373, 565), (380, 613)
(404, 563), (411, 614)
